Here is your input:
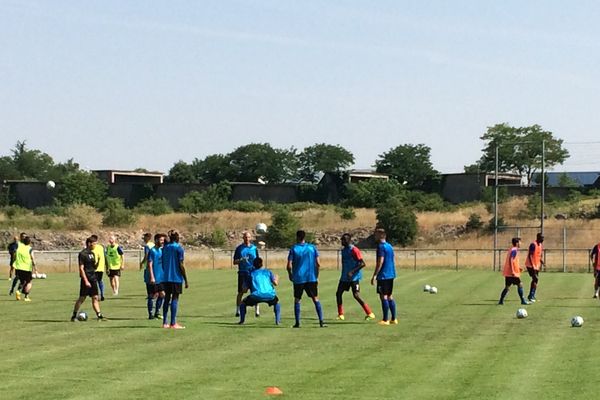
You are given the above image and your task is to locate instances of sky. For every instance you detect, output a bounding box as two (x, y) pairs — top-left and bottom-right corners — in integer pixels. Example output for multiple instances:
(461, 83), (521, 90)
(2, 0), (600, 174)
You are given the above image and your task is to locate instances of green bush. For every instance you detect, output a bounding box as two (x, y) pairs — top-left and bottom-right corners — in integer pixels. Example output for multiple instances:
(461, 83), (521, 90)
(3, 205), (29, 219)
(267, 207), (300, 248)
(376, 196), (417, 246)
(336, 206), (356, 220)
(344, 179), (406, 208)
(134, 198), (173, 216)
(228, 201), (264, 213)
(208, 229), (228, 247)
(55, 171), (107, 207)
(102, 198), (137, 227)
(179, 182), (231, 213)
(466, 213), (484, 232)
(407, 191), (448, 212)
(33, 205), (66, 216)
(64, 204), (102, 230)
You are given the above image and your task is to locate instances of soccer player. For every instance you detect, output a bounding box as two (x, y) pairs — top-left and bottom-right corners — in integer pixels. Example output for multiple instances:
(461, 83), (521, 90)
(161, 230), (189, 329)
(525, 233), (544, 302)
(336, 233), (375, 321)
(12, 235), (37, 301)
(590, 242), (600, 298)
(146, 233), (166, 320)
(233, 231), (260, 317)
(90, 234), (107, 301)
(106, 235), (124, 295)
(8, 232), (26, 295)
(139, 232), (154, 271)
(498, 237), (530, 305)
(286, 230), (325, 328)
(71, 236), (104, 321)
(238, 257), (281, 325)
(370, 228), (398, 325)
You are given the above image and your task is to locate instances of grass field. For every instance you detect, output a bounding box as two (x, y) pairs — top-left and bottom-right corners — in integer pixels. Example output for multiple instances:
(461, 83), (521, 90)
(2, 269), (600, 400)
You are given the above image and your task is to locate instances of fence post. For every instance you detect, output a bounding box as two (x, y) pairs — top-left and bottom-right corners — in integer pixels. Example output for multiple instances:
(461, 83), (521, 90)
(413, 250), (417, 271)
(562, 226), (567, 273)
(455, 249), (459, 271)
(211, 249), (215, 270)
(337, 249), (340, 270)
(68, 252), (72, 273)
(589, 249), (592, 273)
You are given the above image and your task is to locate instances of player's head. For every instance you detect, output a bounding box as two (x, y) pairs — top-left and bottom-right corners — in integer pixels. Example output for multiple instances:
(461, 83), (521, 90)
(108, 235), (116, 245)
(143, 232), (152, 242)
(341, 233), (352, 247)
(154, 233), (166, 247)
(242, 231), (252, 244)
(19, 232), (27, 241)
(296, 230), (306, 242)
(86, 236), (97, 249)
(375, 228), (386, 241)
(169, 230), (180, 243)
(536, 233), (544, 243)
(90, 234), (99, 241)
(22, 236), (31, 246)
(253, 257), (264, 269)
(512, 237), (521, 247)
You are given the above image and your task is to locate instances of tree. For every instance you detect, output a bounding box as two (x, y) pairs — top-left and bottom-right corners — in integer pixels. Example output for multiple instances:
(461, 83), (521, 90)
(343, 179), (406, 208)
(266, 206), (300, 248)
(298, 144), (354, 182)
(473, 123), (569, 186)
(55, 171), (107, 207)
(228, 143), (297, 183)
(178, 182), (232, 213)
(376, 196), (418, 246)
(191, 154), (235, 184)
(165, 161), (196, 183)
(375, 144), (439, 189)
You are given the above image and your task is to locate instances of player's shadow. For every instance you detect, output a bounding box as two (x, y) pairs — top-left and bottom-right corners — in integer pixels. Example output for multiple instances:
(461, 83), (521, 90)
(461, 300), (499, 306)
(24, 319), (70, 323)
(97, 325), (156, 329)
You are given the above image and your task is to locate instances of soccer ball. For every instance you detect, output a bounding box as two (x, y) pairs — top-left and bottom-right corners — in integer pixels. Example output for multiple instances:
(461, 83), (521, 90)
(40, 273), (47, 279)
(423, 284), (431, 292)
(77, 312), (88, 321)
(46, 180), (55, 190)
(571, 316), (584, 327)
(255, 223), (268, 234)
(429, 286), (438, 294)
(516, 308), (528, 319)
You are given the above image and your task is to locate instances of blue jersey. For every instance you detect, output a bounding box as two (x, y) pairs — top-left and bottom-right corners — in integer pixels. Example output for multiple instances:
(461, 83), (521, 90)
(234, 243), (259, 274)
(341, 245), (363, 282)
(162, 242), (185, 283)
(249, 268), (276, 301)
(376, 241), (396, 280)
(145, 247), (163, 284)
(288, 243), (319, 284)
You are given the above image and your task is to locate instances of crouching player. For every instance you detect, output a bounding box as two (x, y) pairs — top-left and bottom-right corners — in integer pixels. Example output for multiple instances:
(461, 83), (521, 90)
(238, 257), (281, 325)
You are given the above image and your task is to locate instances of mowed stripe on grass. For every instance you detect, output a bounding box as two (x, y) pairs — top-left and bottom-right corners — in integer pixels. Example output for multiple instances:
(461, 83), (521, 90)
(1, 269), (600, 400)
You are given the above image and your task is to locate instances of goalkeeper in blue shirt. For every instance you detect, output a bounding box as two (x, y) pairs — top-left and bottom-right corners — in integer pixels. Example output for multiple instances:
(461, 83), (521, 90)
(238, 257), (281, 325)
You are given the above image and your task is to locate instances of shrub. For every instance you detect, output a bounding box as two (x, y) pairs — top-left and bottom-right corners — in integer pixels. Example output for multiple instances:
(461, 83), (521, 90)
(344, 179), (406, 208)
(336, 206), (356, 220)
(102, 198), (137, 227)
(64, 204), (102, 230)
(407, 191), (448, 212)
(179, 182), (231, 213)
(55, 171), (107, 207)
(466, 213), (484, 232)
(208, 229), (228, 247)
(3, 205), (29, 219)
(228, 201), (264, 213)
(267, 207), (299, 248)
(134, 198), (173, 216)
(33, 205), (66, 216)
(376, 196), (417, 246)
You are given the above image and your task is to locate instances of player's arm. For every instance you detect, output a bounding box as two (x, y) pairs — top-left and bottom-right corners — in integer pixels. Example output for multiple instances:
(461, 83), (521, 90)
(371, 254), (384, 285)
(79, 256), (91, 287)
(233, 246), (243, 265)
(511, 250), (520, 274)
(591, 246), (597, 262)
(286, 259), (293, 281)
(30, 249), (37, 274)
(271, 271), (279, 286)
(140, 246), (150, 270)
(348, 248), (366, 278)
(315, 255), (321, 279)
(118, 247), (124, 270)
(178, 248), (188, 288)
(104, 249), (110, 274)
(148, 257), (155, 284)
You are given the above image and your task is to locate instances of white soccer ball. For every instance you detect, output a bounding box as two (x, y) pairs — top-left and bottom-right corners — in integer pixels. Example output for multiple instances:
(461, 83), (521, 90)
(516, 308), (528, 319)
(40, 273), (47, 279)
(429, 286), (438, 294)
(46, 180), (56, 190)
(32, 273), (40, 279)
(77, 312), (88, 321)
(423, 284), (431, 292)
(571, 316), (584, 327)
(255, 223), (268, 234)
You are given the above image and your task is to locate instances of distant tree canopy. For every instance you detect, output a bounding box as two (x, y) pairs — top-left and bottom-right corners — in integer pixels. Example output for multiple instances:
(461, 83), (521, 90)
(469, 123), (569, 186)
(374, 144), (439, 189)
(0, 141), (80, 182)
(298, 143), (354, 183)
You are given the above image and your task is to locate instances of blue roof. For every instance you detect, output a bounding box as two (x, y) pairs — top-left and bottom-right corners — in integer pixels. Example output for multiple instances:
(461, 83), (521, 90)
(533, 172), (600, 187)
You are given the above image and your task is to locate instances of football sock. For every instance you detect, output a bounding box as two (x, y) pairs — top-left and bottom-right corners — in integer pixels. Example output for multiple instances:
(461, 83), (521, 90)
(10, 278), (19, 293)
(314, 300), (324, 322)
(98, 281), (105, 297)
(362, 303), (373, 315)
(170, 299), (179, 326)
(71, 311), (77, 319)
(147, 297), (154, 317)
(381, 299), (390, 321)
(389, 299), (397, 320)
(337, 304), (344, 316)
(239, 303), (247, 323)
(155, 297), (164, 315)
(517, 287), (526, 301)
(294, 302), (301, 325)
(274, 303), (281, 324)
(499, 288), (508, 303)
(162, 295), (171, 325)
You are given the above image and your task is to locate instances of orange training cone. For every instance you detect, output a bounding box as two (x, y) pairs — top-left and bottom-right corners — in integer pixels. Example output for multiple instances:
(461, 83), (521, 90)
(265, 386), (283, 395)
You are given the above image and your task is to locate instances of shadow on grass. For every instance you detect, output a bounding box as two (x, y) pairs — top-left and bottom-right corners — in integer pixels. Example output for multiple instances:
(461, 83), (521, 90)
(24, 319), (71, 323)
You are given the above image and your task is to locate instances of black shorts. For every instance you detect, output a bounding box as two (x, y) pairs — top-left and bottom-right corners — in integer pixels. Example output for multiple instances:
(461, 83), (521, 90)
(293, 282), (318, 299)
(376, 279), (394, 296)
(108, 269), (121, 277)
(526, 268), (539, 279)
(337, 280), (360, 294)
(237, 273), (251, 293)
(95, 271), (104, 281)
(505, 277), (521, 286)
(146, 283), (165, 295)
(243, 295), (279, 307)
(163, 282), (183, 295)
(79, 279), (99, 297)
(15, 270), (32, 284)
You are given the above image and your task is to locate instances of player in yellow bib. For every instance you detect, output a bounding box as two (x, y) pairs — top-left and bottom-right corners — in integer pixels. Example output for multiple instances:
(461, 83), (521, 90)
(90, 234), (107, 301)
(106, 235), (124, 295)
(11, 236), (37, 301)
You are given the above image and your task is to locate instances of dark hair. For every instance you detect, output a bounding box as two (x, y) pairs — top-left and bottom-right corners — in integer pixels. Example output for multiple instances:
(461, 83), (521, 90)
(341, 233), (352, 242)
(169, 230), (179, 243)
(22, 236), (31, 245)
(375, 228), (386, 238)
(19, 232), (27, 239)
(512, 237), (521, 246)
(90, 234), (99, 241)
(143, 232), (152, 241)
(296, 230), (306, 241)
(154, 233), (164, 242)
(86, 236), (97, 246)
(253, 257), (263, 268)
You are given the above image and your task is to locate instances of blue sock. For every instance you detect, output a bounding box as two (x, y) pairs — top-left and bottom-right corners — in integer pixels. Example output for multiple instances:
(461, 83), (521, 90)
(274, 303), (281, 324)
(98, 281), (104, 297)
(155, 297), (164, 315)
(499, 288), (508, 303)
(381, 299), (390, 321)
(518, 287), (526, 301)
(240, 303), (247, 323)
(389, 299), (397, 320)
(294, 302), (301, 325)
(314, 300), (323, 322)
(163, 296), (170, 325)
(170, 299), (179, 326)
(146, 297), (154, 317)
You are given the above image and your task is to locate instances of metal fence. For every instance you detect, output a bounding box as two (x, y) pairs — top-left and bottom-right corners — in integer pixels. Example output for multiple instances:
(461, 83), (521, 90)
(0, 247), (595, 274)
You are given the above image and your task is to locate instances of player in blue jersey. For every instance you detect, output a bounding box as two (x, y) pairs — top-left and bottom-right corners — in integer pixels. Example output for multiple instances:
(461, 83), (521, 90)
(286, 230), (325, 328)
(161, 231), (189, 329)
(238, 257), (281, 325)
(145, 233), (166, 320)
(139, 232), (154, 271)
(370, 228), (398, 326)
(233, 231), (260, 317)
(336, 233), (375, 321)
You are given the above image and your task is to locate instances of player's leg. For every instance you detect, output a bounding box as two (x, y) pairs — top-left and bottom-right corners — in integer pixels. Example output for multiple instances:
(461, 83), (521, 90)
(335, 281), (345, 320)
(595, 273), (600, 299)
(293, 284), (303, 328)
(162, 284), (172, 328)
(239, 296), (253, 324)
(351, 282), (375, 319)
(91, 294), (104, 320)
(155, 287), (164, 319)
(271, 297), (281, 325)
(527, 269), (538, 301)
(498, 277), (511, 304)
(95, 272), (105, 301)
(516, 279), (528, 304)
(114, 273), (120, 295)
(169, 284), (184, 329)
(71, 296), (86, 321)
(308, 283), (325, 327)
(146, 284), (155, 319)
(236, 274), (244, 316)
(22, 279), (32, 301)
(377, 280), (391, 324)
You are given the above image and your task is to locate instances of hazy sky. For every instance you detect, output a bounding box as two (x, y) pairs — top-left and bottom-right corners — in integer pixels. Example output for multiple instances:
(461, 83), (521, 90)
(2, 0), (600, 174)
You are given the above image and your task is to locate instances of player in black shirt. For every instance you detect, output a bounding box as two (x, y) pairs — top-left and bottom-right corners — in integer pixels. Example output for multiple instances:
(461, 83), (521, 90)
(71, 237), (104, 321)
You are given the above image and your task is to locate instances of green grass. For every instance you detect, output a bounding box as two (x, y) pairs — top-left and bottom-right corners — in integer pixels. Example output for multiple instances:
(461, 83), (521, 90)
(1, 269), (599, 400)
